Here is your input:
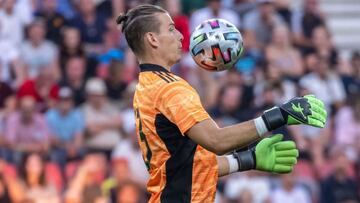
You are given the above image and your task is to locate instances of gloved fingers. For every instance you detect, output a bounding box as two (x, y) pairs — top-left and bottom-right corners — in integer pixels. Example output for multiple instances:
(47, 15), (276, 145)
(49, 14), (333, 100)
(308, 117), (325, 128)
(275, 157), (297, 165)
(274, 141), (296, 151)
(275, 149), (299, 157)
(273, 164), (294, 174)
(309, 110), (326, 123)
(308, 100), (327, 118)
(262, 134), (283, 146)
(305, 95), (325, 109)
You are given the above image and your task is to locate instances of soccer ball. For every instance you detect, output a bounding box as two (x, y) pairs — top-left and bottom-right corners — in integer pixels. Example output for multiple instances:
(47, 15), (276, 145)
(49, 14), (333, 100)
(189, 18), (244, 71)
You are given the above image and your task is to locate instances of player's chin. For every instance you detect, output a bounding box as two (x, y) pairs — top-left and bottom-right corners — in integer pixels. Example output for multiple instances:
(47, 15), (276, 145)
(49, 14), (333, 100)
(175, 52), (182, 62)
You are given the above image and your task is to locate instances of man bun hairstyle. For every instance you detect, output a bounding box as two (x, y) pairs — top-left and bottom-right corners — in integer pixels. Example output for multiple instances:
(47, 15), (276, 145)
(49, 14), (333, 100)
(116, 4), (167, 56)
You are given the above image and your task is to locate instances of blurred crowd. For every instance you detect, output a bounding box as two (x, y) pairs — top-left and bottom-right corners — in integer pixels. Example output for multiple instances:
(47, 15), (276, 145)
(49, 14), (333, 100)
(0, 0), (359, 202)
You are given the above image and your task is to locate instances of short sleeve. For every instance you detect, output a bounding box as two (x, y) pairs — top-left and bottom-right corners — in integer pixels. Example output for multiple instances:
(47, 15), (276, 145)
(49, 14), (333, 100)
(155, 82), (210, 135)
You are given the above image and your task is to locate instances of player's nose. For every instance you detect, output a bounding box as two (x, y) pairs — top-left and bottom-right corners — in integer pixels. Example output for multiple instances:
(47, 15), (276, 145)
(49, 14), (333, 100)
(176, 29), (183, 42)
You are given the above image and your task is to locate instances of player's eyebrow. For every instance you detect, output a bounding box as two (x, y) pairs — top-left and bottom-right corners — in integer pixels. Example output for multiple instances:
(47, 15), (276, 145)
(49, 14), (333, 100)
(169, 23), (175, 27)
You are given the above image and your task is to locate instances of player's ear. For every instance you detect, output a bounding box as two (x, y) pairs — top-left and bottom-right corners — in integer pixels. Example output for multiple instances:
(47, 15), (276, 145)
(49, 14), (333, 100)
(145, 32), (159, 48)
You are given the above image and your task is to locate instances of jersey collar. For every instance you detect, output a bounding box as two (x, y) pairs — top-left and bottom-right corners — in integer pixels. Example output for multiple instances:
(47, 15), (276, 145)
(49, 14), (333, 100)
(139, 63), (170, 73)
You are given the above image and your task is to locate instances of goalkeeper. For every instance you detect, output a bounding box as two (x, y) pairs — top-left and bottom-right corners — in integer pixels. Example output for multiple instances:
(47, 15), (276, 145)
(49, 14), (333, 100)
(116, 4), (327, 203)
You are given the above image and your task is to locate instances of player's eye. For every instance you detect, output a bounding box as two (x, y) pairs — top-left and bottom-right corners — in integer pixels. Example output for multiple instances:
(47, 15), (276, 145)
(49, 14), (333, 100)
(169, 26), (175, 31)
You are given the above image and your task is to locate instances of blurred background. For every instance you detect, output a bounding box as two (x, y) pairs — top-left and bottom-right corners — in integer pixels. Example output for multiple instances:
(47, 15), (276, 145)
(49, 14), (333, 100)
(0, 0), (359, 202)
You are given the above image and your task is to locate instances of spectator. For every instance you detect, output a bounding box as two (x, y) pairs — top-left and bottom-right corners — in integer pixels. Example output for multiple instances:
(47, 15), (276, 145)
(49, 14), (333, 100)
(21, 19), (60, 79)
(320, 147), (360, 203)
(224, 171), (271, 203)
(82, 78), (122, 158)
(230, 0), (257, 20)
(118, 81), (136, 137)
(190, 0), (241, 31)
(0, 83), (16, 163)
(291, 0), (325, 47)
(235, 189), (253, 203)
(0, 82), (14, 111)
(0, 158), (22, 203)
(112, 180), (147, 203)
(17, 68), (59, 112)
(265, 25), (304, 78)
(295, 56), (342, 149)
(96, 30), (124, 79)
(59, 56), (87, 106)
(59, 26), (86, 78)
(0, 40), (25, 87)
(102, 127), (148, 200)
(105, 60), (127, 103)
(17, 152), (60, 203)
(308, 25), (339, 67)
(299, 55), (345, 111)
(243, 0), (285, 50)
(254, 60), (297, 107)
(4, 96), (50, 164)
(69, 0), (107, 56)
(334, 93), (360, 161)
(46, 87), (85, 170)
(65, 154), (108, 203)
(341, 51), (360, 96)
(210, 84), (256, 126)
(272, 173), (312, 203)
(0, 0), (31, 46)
(35, 0), (66, 44)
(111, 136), (149, 186)
(0, 80), (14, 149)
(274, 0), (292, 26)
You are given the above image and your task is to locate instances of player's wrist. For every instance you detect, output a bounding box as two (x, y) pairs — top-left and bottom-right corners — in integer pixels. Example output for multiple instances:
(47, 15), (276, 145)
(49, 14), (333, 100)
(261, 107), (287, 131)
(254, 116), (269, 137)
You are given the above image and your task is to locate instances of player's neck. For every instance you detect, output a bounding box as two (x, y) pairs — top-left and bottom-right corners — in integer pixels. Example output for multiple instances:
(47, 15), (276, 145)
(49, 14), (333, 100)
(138, 57), (172, 72)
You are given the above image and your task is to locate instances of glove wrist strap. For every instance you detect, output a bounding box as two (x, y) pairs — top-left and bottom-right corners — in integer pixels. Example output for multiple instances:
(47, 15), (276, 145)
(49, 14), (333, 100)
(232, 150), (256, 172)
(262, 107), (286, 131)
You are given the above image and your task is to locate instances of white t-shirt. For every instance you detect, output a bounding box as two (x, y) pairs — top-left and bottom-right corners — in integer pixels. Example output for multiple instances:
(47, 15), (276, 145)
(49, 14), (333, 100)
(224, 173), (271, 203)
(112, 139), (149, 185)
(243, 10), (285, 44)
(299, 72), (346, 111)
(272, 186), (311, 203)
(0, 40), (20, 83)
(82, 102), (122, 150)
(0, 5), (31, 46)
(190, 7), (241, 31)
(21, 40), (58, 78)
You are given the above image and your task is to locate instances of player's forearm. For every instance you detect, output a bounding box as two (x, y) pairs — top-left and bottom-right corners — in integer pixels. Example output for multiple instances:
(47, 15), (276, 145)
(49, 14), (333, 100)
(214, 120), (260, 155)
(187, 119), (263, 156)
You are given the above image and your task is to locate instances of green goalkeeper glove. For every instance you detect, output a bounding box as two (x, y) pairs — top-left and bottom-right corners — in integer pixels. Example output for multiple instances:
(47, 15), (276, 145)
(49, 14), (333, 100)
(255, 134), (299, 173)
(261, 95), (327, 131)
(232, 134), (298, 173)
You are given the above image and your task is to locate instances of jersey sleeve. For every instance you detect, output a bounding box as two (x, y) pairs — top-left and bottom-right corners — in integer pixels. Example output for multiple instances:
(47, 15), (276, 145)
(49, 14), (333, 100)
(155, 82), (210, 135)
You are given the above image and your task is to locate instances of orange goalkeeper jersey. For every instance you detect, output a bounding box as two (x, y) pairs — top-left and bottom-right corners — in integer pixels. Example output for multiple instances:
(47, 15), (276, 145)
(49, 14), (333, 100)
(133, 64), (218, 203)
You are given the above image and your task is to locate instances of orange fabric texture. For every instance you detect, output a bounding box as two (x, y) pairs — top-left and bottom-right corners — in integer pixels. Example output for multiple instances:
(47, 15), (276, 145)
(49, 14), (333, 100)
(133, 64), (218, 203)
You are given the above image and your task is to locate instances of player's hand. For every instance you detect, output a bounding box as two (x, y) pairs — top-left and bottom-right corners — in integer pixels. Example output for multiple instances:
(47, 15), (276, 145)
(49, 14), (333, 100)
(261, 95), (327, 131)
(255, 134), (299, 173)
